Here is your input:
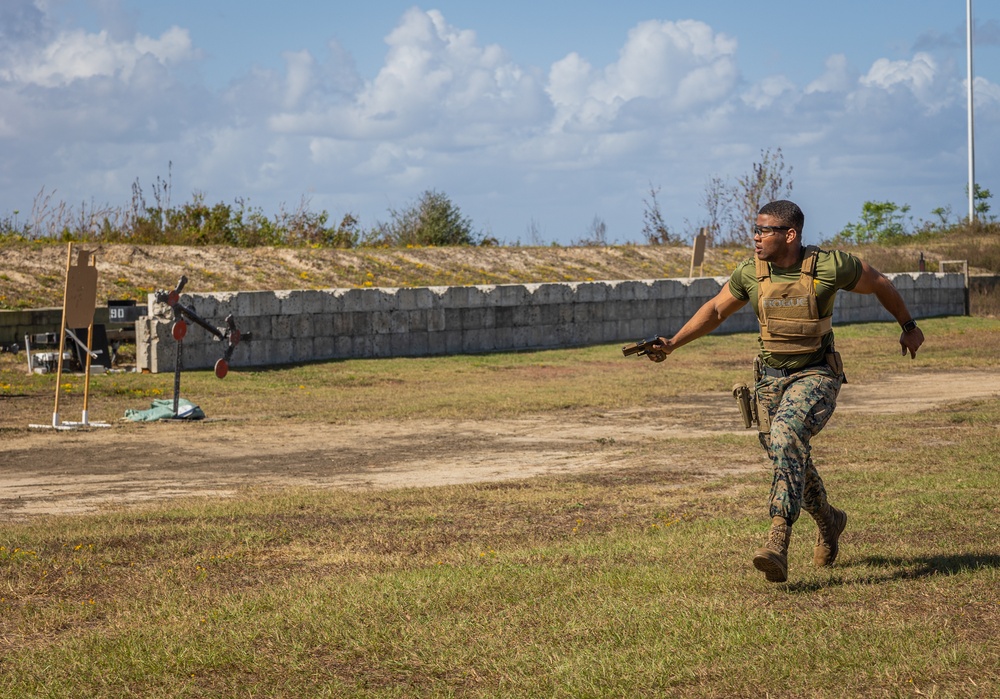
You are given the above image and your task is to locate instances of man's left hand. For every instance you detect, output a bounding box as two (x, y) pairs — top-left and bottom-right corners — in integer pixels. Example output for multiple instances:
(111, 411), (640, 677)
(900, 326), (925, 359)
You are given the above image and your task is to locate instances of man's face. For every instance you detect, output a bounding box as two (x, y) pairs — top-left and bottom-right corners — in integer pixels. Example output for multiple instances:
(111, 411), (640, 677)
(753, 214), (794, 261)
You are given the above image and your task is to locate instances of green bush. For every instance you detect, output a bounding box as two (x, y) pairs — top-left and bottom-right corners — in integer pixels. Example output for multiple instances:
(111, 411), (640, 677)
(367, 189), (480, 247)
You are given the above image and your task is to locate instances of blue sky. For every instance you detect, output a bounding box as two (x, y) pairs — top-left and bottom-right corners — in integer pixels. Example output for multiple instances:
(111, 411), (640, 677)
(2, 1), (998, 245)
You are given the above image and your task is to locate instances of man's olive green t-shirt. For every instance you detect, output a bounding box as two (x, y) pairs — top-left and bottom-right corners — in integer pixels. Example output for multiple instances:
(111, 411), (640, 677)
(728, 248), (864, 370)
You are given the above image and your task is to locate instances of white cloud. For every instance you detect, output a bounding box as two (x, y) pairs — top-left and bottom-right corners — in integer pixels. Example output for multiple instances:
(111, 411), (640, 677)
(281, 50), (315, 110)
(862, 52), (936, 90)
(271, 8), (547, 144)
(604, 20), (737, 104)
(547, 52), (593, 110)
(547, 19), (738, 131)
(6, 25), (197, 87)
(741, 75), (797, 110)
(859, 52), (944, 106)
(972, 76), (1000, 107)
(806, 54), (854, 94)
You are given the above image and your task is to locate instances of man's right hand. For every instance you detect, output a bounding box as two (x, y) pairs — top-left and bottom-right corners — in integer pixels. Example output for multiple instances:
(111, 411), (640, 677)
(647, 336), (670, 362)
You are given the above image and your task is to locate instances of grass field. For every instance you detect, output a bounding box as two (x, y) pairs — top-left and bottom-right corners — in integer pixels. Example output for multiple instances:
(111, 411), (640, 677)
(1, 318), (999, 698)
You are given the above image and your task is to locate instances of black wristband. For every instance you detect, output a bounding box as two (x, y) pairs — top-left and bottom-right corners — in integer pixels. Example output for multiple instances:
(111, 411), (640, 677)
(901, 319), (918, 333)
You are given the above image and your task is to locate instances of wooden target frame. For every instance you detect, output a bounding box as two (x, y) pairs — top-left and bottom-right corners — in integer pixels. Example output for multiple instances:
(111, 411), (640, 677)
(30, 243), (110, 429)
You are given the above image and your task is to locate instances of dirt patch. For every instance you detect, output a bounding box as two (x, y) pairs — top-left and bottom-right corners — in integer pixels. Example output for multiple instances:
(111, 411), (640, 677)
(2, 370), (997, 521)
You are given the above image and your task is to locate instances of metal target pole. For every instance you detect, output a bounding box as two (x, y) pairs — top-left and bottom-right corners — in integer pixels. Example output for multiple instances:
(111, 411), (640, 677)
(173, 331), (183, 417)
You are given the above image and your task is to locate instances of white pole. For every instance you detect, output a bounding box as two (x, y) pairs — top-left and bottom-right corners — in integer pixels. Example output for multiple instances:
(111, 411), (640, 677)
(967, 0), (976, 222)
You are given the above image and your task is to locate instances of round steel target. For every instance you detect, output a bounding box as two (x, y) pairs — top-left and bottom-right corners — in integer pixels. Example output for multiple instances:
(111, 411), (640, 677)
(172, 320), (188, 341)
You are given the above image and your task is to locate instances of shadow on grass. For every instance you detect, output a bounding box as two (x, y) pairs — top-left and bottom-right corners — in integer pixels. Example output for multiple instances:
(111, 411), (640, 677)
(784, 553), (1000, 593)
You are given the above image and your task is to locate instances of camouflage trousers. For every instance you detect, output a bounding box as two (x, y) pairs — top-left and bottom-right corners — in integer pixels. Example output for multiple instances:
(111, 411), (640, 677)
(756, 365), (842, 524)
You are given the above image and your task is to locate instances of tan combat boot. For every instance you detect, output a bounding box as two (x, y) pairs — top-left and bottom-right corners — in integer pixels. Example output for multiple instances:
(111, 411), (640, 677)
(752, 516), (791, 583)
(812, 504), (847, 567)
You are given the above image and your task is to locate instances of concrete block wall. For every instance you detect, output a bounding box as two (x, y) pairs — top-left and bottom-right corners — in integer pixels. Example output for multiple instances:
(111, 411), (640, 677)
(832, 271), (967, 323)
(135, 272), (966, 373)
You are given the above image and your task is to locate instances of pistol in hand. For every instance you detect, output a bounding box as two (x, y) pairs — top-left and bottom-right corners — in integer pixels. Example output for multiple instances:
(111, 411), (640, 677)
(621, 336), (666, 361)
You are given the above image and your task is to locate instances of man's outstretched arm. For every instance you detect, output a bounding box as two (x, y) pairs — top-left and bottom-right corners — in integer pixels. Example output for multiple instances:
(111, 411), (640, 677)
(850, 261), (925, 358)
(648, 286), (747, 361)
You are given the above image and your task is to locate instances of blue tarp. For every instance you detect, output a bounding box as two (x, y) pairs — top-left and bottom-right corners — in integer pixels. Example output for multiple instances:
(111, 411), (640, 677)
(124, 398), (205, 422)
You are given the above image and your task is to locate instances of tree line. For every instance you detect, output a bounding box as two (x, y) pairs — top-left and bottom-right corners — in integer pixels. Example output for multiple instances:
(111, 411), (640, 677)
(0, 154), (993, 248)
(0, 173), (484, 248)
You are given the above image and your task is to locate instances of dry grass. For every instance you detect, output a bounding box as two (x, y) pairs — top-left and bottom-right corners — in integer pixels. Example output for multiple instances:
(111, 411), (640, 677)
(1, 319), (998, 697)
(2, 316), (996, 429)
(1, 412), (996, 697)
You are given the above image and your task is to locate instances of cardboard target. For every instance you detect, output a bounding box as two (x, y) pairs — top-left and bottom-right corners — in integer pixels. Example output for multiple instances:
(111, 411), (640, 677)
(64, 249), (99, 328)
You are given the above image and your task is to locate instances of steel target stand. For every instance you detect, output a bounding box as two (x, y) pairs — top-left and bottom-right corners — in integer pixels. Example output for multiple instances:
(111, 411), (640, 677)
(155, 276), (244, 417)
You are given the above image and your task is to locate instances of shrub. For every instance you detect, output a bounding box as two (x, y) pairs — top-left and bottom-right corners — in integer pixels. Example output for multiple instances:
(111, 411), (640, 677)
(368, 190), (479, 247)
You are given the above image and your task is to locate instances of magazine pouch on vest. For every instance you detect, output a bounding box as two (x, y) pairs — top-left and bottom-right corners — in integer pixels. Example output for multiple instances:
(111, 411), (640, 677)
(755, 246), (832, 354)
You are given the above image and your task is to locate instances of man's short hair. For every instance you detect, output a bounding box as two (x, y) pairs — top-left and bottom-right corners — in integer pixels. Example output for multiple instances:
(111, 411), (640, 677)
(759, 200), (804, 232)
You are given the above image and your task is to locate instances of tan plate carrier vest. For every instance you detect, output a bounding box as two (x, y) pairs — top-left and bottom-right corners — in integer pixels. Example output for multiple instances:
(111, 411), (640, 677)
(754, 245), (832, 354)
